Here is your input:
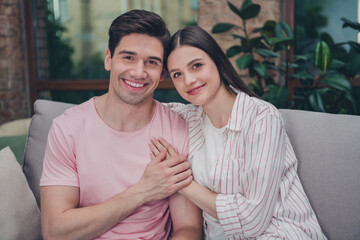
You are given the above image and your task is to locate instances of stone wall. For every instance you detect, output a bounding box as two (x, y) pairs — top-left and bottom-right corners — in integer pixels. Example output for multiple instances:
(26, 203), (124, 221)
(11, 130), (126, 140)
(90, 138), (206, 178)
(0, 0), (29, 124)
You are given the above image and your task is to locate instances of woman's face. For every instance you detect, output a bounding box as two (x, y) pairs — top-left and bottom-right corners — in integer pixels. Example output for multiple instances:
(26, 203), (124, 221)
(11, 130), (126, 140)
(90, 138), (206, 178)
(167, 45), (223, 106)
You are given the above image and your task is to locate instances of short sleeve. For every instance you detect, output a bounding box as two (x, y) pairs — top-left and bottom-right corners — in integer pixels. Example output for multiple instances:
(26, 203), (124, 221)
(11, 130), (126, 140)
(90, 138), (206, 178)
(40, 121), (79, 187)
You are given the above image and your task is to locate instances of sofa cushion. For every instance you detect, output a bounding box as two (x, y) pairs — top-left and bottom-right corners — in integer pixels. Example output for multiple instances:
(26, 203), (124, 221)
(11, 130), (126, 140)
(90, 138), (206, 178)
(0, 147), (42, 240)
(23, 100), (75, 207)
(279, 109), (360, 240)
(0, 135), (27, 165)
(0, 118), (31, 137)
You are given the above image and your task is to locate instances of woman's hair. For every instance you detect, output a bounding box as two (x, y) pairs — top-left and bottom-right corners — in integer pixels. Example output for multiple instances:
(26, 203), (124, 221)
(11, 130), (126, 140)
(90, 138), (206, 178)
(168, 26), (256, 97)
(108, 10), (170, 61)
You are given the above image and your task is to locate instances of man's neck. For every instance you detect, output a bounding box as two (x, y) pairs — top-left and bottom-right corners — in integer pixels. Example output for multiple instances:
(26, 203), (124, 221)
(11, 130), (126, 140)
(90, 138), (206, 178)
(94, 93), (156, 132)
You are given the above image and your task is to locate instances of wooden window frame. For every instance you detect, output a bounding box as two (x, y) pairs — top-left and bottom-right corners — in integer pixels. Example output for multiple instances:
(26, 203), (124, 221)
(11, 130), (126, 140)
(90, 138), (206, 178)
(23, 0), (174, 110)
(24, 0), (359, 110)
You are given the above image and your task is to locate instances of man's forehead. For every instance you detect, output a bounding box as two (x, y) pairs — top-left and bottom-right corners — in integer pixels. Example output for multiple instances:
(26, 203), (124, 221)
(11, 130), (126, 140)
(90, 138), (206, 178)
(116, 33), (164, 59)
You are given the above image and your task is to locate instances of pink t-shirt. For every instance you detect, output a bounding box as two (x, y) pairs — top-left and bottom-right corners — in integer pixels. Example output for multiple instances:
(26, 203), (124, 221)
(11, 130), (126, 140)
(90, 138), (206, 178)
(40, 98), (189, 240)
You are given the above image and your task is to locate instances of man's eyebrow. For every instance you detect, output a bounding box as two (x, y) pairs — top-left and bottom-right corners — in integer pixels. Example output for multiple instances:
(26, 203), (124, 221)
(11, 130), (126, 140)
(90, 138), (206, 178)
(117, 50), (136, 55)
(169, 58), (202, 74)
(117, 50), (162, 63)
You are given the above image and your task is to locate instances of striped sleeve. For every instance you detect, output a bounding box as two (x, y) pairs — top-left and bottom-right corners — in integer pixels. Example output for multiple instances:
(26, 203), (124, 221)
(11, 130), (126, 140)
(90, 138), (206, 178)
(216, 113), (285, 237)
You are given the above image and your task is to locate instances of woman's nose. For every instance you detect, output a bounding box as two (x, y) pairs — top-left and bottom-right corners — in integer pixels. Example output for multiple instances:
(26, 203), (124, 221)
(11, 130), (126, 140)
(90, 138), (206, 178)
(184, 72), (196, 86)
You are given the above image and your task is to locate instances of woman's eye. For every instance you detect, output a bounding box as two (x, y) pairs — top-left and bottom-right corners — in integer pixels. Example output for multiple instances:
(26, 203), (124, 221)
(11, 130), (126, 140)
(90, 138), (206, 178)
(193, 63), (202, 69)
(173, 72), (181, 78)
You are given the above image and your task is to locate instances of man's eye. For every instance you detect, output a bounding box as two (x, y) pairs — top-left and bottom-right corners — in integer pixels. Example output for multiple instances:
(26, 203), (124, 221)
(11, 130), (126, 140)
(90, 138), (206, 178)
(148, 60), (158, 65)
(123, 56), (133, 60)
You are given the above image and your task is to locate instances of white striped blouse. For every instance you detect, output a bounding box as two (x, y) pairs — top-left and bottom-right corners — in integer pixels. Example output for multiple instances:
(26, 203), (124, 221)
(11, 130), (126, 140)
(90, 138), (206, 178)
(166, 92), (327, 240)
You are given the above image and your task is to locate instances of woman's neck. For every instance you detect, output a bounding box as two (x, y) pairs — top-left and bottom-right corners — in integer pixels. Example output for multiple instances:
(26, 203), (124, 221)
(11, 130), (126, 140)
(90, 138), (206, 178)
(202, 86), (237, 128)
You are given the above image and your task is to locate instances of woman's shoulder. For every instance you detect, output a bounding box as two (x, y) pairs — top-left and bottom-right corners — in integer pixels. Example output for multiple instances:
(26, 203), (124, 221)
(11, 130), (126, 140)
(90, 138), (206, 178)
(161, 102), (200, 121)
(240, 93), (283, 124)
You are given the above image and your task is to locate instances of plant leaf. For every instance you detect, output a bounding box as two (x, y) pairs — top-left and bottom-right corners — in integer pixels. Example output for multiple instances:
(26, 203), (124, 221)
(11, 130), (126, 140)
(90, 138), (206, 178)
(253, 63), (269, 78)
(235, 54), (253, 69)
(323, 74), (353, 91)
(226, 45), (243, 57)
(308, 90), (325, 112)
(227, 1), (242, 18)
(212, 23), (235, 33)
(274, 22), (294, 39)
(348, 41), (360, 53)
(240, 4), (260, 20)
(254, 49), (280, 58)
(314, 41), (333, 73)
(341, 17), (360, 31)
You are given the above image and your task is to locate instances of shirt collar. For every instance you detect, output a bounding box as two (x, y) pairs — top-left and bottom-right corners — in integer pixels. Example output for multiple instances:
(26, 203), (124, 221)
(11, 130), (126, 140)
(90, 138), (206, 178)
(197, 89), (246, 132)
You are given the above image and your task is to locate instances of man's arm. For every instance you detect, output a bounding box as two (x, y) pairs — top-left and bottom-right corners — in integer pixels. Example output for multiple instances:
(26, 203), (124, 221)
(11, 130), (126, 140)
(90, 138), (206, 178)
(41, 149), (192, 240)
(170, 192), (203, 240)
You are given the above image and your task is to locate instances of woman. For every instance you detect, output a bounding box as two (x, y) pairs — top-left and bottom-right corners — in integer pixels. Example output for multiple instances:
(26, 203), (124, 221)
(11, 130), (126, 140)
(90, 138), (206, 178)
(150, 26), (327, 239)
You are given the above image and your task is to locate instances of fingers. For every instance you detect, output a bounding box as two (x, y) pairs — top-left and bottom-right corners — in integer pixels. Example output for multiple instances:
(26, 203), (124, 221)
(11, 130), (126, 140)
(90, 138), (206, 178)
(150, 138), (170, 159)
(158, 137), (179, 157)
(150, 148), (166, 164)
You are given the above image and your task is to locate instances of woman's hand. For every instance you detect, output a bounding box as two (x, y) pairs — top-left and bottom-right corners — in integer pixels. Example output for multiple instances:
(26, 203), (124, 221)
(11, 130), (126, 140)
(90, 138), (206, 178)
(149, 137), (180, 161)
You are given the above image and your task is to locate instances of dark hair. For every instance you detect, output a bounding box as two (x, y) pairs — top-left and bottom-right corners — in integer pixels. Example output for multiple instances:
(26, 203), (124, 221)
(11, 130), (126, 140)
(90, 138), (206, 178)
(168, 26), (256, 97)
(108, 9), (170, 61)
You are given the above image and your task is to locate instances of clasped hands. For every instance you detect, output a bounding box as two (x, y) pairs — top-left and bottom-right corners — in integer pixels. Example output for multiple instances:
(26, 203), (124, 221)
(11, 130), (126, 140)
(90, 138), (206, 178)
(137, 137), (192, 202)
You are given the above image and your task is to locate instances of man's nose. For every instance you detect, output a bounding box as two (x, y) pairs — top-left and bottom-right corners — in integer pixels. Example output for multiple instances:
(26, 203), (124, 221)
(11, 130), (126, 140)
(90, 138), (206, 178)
(131, 61), (147, 79)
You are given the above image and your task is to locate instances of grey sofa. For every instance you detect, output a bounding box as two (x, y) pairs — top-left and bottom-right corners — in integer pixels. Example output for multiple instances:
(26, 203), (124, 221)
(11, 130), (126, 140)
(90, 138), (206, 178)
(1, 99), (359, 239)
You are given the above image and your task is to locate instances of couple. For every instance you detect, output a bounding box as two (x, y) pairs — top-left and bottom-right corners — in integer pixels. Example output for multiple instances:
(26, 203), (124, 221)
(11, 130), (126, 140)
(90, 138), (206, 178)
(40, 9), (327, 240)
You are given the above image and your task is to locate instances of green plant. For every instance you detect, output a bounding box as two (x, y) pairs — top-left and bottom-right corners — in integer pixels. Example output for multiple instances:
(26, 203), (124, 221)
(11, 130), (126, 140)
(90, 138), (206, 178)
(212, 0), (360, 115)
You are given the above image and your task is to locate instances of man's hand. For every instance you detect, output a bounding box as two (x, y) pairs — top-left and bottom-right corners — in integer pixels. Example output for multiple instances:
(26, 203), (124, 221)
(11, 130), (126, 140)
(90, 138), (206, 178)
(138, 147), (192, 202)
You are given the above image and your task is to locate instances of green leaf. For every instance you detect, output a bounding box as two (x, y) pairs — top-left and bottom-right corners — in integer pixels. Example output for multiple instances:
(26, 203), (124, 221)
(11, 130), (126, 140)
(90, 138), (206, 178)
(262, 84), (290, 108)
(261, 20), (277, 38)
(308, 90), (325, 112)
(212, 23), (235, 33)
(314, 41), (333, 73)
(323, 74), (353, 91)
(348, 41), (360, 53)
(329, 59), (346, 69)
(232, 34), (245, 40)
(235, 54), (253, 69)
(344, 92), (358, 113)
(346, 54), (360, 78)
(240, 4), (260, 20)
(226, 45), (242, 57)
(253, 63), (269, 78)
(254, 49), (280, 58)
(274, 22), (294, 39)
(341, 17), (360, 31)
(227, 1), (242, 18)
(240, 0), (253, 12)
(265, 37), (293, 46)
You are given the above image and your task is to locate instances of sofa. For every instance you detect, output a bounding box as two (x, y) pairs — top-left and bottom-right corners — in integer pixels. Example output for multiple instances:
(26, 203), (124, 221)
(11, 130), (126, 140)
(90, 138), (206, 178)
(0, 99), (359, 240)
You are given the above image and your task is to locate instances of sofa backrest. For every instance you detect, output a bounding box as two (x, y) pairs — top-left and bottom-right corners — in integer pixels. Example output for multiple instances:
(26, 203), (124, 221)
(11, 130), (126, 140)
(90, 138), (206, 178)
(23, 100), (360, 239)
(23, 100), (75, 207)
(279, 109), (360, 240)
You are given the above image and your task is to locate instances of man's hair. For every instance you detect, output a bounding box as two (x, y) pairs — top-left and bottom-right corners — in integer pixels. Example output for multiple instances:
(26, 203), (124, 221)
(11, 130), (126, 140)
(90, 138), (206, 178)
(168, 26), (257, 97)
(108, 9), (170, 61)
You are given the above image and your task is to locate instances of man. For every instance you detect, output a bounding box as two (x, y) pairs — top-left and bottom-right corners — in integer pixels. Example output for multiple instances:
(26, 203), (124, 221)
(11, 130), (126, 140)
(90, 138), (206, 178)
(40, 10), (202, 240)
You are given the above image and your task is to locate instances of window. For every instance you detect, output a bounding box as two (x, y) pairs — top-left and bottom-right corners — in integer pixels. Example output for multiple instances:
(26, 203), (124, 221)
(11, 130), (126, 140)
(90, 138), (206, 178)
(25, 0), (198, 105)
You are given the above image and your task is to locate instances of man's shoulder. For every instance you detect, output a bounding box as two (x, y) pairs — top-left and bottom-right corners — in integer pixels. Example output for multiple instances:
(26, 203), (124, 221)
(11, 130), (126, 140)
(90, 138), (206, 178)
(53, 98), (94, 127)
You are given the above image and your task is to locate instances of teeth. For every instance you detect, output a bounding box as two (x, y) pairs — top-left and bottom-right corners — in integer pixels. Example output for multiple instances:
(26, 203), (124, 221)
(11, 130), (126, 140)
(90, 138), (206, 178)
(125, 80), (145, 88)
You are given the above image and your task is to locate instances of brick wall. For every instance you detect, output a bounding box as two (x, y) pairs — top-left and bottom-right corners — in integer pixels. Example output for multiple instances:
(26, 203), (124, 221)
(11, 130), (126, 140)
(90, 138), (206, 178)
(198, 0), (282, 84)
(0, 0), (29, 124)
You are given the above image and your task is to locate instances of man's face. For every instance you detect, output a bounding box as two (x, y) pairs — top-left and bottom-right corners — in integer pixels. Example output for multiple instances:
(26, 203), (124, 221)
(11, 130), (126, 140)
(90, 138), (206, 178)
(105, 33), (165, 106)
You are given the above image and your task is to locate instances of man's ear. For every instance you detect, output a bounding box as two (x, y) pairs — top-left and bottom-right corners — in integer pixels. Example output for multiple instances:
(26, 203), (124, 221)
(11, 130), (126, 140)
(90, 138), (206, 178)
(104, 49), (111, 71)
(160, 69), (166, 81)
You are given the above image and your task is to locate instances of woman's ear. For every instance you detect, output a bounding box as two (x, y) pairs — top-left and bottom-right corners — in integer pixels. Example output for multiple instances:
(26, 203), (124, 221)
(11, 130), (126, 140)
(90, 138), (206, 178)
(104, 49), (111, 71)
